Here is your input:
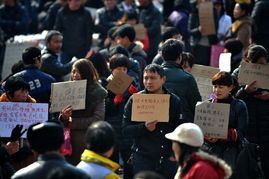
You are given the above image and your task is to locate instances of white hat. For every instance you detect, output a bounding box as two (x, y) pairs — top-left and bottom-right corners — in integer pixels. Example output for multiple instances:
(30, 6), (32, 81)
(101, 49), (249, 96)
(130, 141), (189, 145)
(165, 123), (204, 147)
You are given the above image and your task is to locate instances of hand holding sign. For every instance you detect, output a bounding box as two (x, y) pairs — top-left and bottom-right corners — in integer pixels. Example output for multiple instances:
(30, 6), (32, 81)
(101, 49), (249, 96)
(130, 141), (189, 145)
(145, 120), (158, 131)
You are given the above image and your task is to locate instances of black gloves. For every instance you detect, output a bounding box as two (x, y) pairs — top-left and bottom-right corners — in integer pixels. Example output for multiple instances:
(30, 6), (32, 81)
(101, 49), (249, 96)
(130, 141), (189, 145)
(10, 125), (27, 142)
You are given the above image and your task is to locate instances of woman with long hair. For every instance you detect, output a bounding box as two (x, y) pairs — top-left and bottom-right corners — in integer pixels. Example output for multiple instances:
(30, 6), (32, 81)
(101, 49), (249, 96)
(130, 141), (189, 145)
(60, 59), (107, 165)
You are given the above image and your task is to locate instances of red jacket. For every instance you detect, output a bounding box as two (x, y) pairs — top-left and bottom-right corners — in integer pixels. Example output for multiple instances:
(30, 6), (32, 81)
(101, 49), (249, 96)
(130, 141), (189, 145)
(175, 151), (232, 179)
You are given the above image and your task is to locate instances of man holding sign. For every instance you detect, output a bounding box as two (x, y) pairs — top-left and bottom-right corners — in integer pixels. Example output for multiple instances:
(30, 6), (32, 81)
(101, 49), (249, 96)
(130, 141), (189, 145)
(122, 64), (183, 178)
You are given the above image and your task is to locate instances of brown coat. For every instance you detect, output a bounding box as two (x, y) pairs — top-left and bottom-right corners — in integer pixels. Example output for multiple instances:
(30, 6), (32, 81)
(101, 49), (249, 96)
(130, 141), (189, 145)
(232, 16), (252, 49)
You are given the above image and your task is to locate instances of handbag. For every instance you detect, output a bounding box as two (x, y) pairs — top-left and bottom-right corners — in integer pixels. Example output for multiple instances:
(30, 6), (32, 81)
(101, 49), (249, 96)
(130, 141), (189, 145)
(235, 134), (265, 179)
(210, 42), (225, 67)
(60, 127), (72, 156)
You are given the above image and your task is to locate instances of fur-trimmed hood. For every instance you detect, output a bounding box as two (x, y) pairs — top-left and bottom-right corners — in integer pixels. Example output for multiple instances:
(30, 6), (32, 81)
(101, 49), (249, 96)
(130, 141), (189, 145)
(175, 150), (232, 179)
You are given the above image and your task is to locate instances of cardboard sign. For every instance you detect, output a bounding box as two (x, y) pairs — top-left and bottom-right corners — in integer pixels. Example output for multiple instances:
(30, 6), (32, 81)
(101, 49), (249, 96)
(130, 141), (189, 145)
(238, 61), (269, 90)
(194, 101), (230, 139)
(191, 65), (220, 100)
(0, 102), (48, 138)
(2, 42), (35, 80)
(131, 94), (170, 122)
(219, 53), (231, 72)
(106, 71), (133, 95)
(198, 2), (216, 35)
(133, 24), (145, 40)
(50, 80), (87, 113)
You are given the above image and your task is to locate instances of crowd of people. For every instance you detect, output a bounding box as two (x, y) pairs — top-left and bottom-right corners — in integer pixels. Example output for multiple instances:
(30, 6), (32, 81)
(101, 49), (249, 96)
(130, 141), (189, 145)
(0, 0), (269, 178)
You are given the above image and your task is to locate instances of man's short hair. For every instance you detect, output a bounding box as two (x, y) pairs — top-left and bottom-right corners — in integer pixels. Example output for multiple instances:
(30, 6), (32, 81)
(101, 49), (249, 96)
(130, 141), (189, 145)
(161, 27), (180, 42)
(27, 121), (64, 154)
(45, 30), (62, 43)
(109, 54), (130, 70)
(161, 39), (183, 62)
(22, 47), (41, 65)
(144, 64), (165, 78)
(109, 45), (130, 57)
(4, 76), (30, 97)
(113, 24), (136, 42)
(85, 121), (115, 154)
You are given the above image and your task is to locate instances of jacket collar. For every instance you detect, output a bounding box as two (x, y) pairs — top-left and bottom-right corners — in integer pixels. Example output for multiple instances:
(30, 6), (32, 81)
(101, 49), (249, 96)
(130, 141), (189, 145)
(81, 149), (120, 172)
(162, 61), (183, 69)
(38, 153), (65, 162)
(42, 48), (58, 58)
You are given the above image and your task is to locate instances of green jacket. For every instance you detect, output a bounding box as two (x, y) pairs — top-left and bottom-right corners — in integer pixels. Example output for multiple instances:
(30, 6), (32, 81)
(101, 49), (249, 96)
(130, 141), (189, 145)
(162, 61), (201, 122)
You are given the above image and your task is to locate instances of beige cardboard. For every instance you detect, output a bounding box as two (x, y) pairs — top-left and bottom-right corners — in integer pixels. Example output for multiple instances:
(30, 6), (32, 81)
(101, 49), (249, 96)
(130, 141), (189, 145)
(133, 24), (145, 40)
(106, 71), (133, 95)
(50, 80), (87, 113)
(198, 2), (216, 35)
(191, 64), (220, 100)
(238, 61), (269, 90)
(194, 101), (230, 139)
(131, 94), (170, 122)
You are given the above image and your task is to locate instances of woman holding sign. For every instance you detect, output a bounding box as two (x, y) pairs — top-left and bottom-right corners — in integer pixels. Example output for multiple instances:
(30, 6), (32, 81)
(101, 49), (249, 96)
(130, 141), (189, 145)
(234, 45), (269, 178)
(203, 72), (248, 175)
(60, 59), (107, 165)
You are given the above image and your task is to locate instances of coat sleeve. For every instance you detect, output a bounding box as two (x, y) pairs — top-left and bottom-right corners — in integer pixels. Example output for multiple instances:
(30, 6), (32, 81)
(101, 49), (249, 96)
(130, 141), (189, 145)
(88, 100), (105, 123)
(122, 96), (149, 137)
(236, 23), (251, 48)
(236, 100), (248, 137)
(186, 75), (202, 122)
(40, 55), (74, 77)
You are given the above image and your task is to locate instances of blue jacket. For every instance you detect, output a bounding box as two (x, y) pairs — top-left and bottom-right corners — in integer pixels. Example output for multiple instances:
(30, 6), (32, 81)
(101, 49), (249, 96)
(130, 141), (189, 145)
(13, 66), (56, 103)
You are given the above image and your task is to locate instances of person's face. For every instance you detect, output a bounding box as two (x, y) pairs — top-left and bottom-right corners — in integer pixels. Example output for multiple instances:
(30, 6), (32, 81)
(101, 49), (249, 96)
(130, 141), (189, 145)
(71, 67), (82, 80)
(138, 0), (149, 7)
(112, 66), (128, 76)
(124, 0), (134, 5)
(172, 142), (181, 162)
(4, 0), (15, 7)
(143, 71), (165, 94)
(46, 35), (63, 53)
(126, 19), (137, 25)
(233, 3), (245, 19)
(68, 0), (81, 11)
(213, 85), (233, 99)
(12, 89), (29, 102)
(255, 57), (267, 64)
(116, 36), (130, 48)
(214, 3), (222, 15)
(182, 61), (192, 73)
(104, 0), (117, 10)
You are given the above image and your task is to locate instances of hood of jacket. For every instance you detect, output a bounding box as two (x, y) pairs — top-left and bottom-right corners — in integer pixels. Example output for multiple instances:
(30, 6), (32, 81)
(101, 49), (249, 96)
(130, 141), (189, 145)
(177, 151), (232, 179)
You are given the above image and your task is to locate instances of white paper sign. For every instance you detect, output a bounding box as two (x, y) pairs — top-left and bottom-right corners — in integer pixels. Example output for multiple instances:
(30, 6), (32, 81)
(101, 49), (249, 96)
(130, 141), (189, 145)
(0, 102), (48, 138)
(191, 65), (220, 100)
(2, 42), (35, 79)
(219, 53), (231, 72)
(194, 101), (230, 139)
(50, 80), (87, 113)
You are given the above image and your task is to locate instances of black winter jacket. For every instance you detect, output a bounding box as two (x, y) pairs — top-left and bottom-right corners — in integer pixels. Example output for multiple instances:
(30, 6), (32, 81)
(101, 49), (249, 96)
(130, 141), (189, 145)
(40, 48), (74, 82)
(122, 88), (183, 160)
(11, 154), (90, 179)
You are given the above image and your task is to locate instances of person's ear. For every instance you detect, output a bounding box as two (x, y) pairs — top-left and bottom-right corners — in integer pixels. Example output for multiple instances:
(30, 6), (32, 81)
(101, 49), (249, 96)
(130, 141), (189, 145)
(162, 76), (166, 83)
